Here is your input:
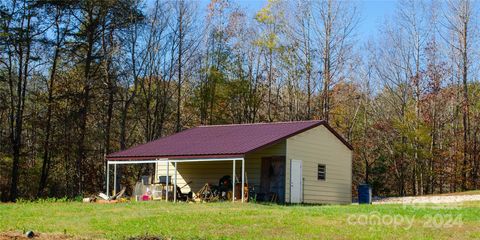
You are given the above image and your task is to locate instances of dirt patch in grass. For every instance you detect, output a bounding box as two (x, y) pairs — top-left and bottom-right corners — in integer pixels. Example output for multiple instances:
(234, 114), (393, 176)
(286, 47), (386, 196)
(0, 231), (72, 240)
(127, 236), (170, 240)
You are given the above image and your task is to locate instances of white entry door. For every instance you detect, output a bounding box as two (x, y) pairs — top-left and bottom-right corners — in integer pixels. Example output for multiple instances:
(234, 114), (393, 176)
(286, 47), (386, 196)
(290, 159), (303, 203)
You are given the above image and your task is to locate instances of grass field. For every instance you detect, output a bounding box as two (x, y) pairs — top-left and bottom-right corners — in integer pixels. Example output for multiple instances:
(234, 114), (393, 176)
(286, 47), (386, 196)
(1, 201), (480, 239)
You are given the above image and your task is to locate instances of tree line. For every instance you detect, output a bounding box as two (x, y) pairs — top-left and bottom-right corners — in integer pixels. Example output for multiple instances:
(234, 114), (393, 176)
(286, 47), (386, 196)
(0, 0), (479, 201)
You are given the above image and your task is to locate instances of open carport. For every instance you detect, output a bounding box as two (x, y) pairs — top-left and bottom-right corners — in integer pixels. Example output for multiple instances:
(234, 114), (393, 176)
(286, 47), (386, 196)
(105, 120), (353, 204)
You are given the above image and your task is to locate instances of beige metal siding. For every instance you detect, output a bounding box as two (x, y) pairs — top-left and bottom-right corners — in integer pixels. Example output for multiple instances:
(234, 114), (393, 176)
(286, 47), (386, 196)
(155, 141), (286, 196)
(286, 125), (352, 204)
(155, 161), (237, 195)
(244, 141), (286, 192)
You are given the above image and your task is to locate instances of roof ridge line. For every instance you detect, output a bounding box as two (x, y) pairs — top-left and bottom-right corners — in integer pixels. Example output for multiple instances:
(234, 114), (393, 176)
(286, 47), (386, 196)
(197, 120), (324, 128)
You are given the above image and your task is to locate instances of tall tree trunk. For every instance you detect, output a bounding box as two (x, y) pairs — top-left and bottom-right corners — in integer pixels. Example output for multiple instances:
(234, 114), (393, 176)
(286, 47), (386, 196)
(38, 19), (62, 197)
(322, 0), (332, 122)
(267, 48), (273, 122)
(9, 10), (32, 201)
(76, 10), (96, 196)
(461, 12), (469, 191)
(176, 0), (184, 132)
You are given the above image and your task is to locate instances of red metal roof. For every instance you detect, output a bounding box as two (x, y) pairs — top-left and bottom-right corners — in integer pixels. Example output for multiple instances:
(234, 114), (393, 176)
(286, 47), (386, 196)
(106, 120), (352, 160)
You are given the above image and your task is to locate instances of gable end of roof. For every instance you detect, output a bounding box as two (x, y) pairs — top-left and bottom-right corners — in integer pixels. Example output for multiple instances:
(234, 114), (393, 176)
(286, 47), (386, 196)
(244, 120), (353, 154)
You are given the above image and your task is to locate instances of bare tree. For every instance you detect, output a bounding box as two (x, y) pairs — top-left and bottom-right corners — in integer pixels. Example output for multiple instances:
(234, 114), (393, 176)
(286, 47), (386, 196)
(442, 0), (476, 191)
(312, 0), (358, 122)
(174, 0), (199, 132)
(288, 0), (317, 119)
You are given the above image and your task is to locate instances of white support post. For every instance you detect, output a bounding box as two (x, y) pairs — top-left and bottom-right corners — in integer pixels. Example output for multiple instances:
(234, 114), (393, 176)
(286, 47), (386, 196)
(113, 164), (117, 195)
(241, 158), (245, 203)
(232, 160), (236, 202)
(174, 162), (177, 203)
(166, 160), (169, 202)
(106, 162), (110, 198)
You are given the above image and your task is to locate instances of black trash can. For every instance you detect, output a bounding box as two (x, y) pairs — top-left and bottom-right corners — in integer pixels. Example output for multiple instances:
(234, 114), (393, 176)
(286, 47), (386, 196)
(358, 184), (372, 204)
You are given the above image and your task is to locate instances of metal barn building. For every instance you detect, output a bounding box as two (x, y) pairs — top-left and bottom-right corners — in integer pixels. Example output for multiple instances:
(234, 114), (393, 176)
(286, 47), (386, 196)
(106, 120), (353, 204)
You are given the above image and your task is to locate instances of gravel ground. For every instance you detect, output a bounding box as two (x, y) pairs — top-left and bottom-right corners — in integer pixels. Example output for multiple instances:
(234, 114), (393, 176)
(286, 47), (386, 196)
(374, 194), (480, 204)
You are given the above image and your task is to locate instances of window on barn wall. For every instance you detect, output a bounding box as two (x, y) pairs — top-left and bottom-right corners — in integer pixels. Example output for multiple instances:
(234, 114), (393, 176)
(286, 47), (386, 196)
(318, 164), (326, 180)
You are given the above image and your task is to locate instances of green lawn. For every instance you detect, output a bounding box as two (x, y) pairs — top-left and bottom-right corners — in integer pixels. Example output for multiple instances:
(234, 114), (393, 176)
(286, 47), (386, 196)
(1, 201), (480, 239)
